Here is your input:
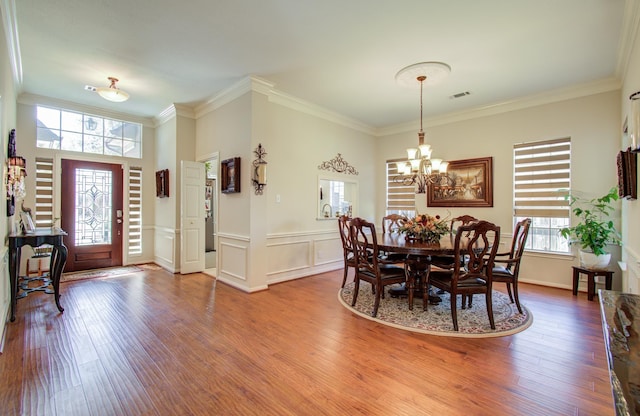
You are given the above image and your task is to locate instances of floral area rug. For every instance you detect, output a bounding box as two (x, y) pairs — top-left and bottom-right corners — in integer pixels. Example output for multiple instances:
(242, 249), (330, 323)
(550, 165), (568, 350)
(339, 282), (533, 338)
(61, 266), (144, 283)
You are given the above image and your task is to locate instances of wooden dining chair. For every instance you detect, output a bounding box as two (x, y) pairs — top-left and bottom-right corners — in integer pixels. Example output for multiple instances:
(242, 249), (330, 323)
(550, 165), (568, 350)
(380, 214), (408, 265)
(491, 218), (531, 314)
(350, 217), (406, 317)
(426, 220), (501, 331)
(338, 215), (356, 288)
(430, 215), (478, 271)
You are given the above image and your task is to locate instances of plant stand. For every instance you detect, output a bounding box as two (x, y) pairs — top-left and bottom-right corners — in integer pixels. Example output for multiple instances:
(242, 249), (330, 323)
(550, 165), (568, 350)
(572, 266), (613, 301)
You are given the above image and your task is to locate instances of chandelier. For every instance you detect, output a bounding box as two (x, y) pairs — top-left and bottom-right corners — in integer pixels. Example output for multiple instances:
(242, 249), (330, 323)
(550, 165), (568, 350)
(394, 62), (452, 194)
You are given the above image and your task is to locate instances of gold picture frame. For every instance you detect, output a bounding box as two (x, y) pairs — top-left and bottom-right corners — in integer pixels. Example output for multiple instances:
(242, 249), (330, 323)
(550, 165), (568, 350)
(427, 157), (493, 207)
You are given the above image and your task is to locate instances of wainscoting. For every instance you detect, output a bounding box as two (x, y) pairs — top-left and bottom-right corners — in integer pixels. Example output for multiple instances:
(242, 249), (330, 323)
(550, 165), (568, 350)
(215, 229), (342, 292)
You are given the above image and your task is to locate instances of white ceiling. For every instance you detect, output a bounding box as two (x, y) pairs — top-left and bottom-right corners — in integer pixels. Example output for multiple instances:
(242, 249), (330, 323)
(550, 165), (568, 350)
(10, 0), (629, 128)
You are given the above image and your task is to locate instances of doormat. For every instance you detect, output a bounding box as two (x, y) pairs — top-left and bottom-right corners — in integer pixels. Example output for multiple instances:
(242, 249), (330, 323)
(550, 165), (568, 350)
(61, 266), (144, 283)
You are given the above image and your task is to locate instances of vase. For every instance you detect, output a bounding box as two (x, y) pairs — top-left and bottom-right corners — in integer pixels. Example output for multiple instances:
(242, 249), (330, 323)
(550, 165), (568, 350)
(405, 233), (442, 243)
(579, 250), (611, 269)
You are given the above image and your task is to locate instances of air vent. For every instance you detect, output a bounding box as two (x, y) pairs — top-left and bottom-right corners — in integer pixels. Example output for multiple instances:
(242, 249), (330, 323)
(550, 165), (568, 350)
(84, 85), (96, 92)
(449, 91), (470, 99)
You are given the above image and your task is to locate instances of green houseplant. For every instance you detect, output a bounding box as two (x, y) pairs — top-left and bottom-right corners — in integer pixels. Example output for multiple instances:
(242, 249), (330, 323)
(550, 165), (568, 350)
(559, 186), (621, 268)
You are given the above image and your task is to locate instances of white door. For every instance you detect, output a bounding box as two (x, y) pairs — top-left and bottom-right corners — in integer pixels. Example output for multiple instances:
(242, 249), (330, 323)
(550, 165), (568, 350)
(180, 160), (205, 274)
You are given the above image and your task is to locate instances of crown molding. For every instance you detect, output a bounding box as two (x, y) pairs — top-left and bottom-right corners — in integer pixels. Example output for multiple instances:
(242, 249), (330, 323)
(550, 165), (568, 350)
(192, 75), (374, 134)
(194, 76), (275, 118)
(18, 92), (155, 127)
(1, 0), (22, 87)
(267, 88), (375, 135)
(616, 0), (640, 81)
(154, 103), (195, 126)
(377, 77), (621, 136)
(155, 105), (176, 126)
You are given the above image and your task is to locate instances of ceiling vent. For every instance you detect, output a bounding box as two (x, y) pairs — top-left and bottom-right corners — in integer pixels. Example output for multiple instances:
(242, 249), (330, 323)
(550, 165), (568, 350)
(449, 91), (470, 99)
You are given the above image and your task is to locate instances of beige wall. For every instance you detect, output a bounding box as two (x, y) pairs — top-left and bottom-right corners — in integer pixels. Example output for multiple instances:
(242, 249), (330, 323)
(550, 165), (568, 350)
(0, 10), (17, 329)
(194, 82), (376, 290)
(621, 21), (640, 293)
(378, 90), (621, 290)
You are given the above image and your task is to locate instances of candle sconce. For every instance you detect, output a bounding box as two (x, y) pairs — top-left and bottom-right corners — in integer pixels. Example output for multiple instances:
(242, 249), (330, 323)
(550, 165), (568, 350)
(252, 143), (267, 195)
(630, 91), (640, 153)
(6, 129), (26, 217)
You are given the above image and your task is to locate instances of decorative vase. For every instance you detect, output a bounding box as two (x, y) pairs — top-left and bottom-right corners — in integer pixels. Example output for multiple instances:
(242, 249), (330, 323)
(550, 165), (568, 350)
(579, 250), (611, 269)
(405, 232), (442, 244)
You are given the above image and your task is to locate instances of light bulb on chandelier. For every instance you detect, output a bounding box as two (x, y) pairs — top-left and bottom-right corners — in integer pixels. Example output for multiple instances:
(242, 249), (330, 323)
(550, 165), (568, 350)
(394, 62), (453, 194)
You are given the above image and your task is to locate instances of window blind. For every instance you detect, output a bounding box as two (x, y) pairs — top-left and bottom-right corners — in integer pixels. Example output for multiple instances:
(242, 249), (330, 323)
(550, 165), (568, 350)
(513, 137), (571, 218)
(128, 166), (142, 256)
(386, 159), (415, 212)
(35, 158), (54, 227)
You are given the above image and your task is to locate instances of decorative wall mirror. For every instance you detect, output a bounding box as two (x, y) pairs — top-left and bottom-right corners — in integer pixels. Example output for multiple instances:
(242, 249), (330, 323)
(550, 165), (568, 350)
(317, 175), (358, 220)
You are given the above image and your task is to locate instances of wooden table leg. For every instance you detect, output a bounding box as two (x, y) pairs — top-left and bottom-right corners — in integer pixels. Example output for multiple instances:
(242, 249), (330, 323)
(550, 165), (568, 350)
(572, 267), (580, 296)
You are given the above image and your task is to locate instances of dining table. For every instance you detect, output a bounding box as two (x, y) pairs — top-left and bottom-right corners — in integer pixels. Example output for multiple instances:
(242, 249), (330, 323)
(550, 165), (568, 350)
(375, 232), (460, 308)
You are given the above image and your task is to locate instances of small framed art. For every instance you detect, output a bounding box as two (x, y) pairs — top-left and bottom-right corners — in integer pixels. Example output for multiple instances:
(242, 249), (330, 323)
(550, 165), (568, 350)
(221, 157), (241, 193)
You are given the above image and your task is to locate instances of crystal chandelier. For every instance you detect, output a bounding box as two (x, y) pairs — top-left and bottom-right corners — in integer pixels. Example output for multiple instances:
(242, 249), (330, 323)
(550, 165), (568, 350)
(394, 62), (452, 194)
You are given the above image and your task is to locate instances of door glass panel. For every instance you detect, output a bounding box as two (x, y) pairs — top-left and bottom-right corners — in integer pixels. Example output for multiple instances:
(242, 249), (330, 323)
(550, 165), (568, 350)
(75, 168), (113, 246)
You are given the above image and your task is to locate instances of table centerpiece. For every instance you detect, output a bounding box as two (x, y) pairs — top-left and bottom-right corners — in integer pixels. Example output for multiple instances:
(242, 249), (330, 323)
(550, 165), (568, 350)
(398, 213), (449, 243)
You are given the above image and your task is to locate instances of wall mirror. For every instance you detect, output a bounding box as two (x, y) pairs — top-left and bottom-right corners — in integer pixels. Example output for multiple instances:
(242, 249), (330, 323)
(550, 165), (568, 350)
(317, 175), (358, 220)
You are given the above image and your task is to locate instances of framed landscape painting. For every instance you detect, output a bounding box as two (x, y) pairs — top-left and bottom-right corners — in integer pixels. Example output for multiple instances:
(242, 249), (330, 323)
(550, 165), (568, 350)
(427, 156), (493, 207)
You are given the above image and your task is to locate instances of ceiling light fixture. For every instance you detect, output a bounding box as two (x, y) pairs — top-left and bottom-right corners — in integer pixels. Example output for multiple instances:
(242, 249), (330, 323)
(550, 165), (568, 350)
(394, 62), (453, 194)
(95, 77), (129, 102)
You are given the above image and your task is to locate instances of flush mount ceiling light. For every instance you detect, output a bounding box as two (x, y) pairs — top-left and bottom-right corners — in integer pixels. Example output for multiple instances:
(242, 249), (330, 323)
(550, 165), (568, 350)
(86, 77), (129, 102)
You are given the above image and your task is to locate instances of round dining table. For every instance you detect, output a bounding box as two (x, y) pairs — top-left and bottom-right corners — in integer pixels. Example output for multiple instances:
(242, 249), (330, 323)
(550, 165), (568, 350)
(376, 232), (457, 256)
(375, 232), (459, 308)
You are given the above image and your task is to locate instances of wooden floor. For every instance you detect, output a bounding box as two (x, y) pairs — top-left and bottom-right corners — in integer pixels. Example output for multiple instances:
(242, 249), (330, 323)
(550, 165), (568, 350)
(0, 268), (614, 415)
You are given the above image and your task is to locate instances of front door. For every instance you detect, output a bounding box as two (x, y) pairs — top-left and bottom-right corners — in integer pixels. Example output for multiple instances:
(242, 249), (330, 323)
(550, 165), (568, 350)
(60, 159), (123, 272)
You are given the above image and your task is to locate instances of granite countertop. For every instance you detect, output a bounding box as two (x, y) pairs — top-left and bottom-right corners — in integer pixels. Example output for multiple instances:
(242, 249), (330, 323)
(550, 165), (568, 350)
(600, 290), (640, 416)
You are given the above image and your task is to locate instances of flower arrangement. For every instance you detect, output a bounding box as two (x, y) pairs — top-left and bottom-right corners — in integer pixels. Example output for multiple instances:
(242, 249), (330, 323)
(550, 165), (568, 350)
(398, 213), (449, 243)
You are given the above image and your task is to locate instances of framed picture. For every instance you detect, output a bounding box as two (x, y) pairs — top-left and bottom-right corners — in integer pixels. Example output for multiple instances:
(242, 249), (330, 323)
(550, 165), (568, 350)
(617, 149), (637, 200)
(20, 210), (36, 234)
(221, 157), (241, 193)
(427, 156), (493, 207)
(156, 169), (169, 198)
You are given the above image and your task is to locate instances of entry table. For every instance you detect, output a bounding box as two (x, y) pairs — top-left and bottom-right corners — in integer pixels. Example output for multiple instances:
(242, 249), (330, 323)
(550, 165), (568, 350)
(572, 265), (613, 301)
(9, 229), (68, 322)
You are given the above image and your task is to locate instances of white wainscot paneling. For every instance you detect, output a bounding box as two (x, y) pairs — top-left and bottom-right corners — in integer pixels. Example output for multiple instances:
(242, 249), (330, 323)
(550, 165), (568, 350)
(267, 240), (311, 274)
(154, 229), (175, 270)
(624, 247), (640, 294)
(220, 241), (248, 281)
(314, 236), (342, 266)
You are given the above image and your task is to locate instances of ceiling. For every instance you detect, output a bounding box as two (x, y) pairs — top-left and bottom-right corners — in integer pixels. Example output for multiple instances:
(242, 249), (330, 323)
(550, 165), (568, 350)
(9, 0), (629, 128)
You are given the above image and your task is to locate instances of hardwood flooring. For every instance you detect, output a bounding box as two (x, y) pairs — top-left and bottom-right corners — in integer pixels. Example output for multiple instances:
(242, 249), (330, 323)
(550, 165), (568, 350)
(0, 268), (614, 415)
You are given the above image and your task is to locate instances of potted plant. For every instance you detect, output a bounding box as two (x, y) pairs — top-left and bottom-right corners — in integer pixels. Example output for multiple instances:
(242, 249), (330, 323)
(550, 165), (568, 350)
(559, 186), (621, 269)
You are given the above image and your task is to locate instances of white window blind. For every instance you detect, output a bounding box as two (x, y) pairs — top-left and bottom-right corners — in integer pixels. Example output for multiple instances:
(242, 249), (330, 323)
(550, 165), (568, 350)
(128, 166), (142, 256)
(386, 160), (415, 214)
(514, 138), (571, 218)
(35, 158), (54, 227)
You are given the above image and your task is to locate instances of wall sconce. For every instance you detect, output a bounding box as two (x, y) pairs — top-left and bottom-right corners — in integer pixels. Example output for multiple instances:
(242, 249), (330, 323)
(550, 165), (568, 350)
(6, 156), (26, 216)
(631, 91), (640, 153)
(252, 143), (267, 195)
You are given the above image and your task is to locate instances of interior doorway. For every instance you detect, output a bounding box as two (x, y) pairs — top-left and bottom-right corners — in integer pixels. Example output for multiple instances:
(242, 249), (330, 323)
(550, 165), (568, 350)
(202, 154), (219, 276)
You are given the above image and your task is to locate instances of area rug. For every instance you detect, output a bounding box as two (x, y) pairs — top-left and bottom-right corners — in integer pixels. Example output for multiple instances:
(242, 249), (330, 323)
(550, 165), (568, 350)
(338, 282), (533, 338)
(61, 265), (144, 283)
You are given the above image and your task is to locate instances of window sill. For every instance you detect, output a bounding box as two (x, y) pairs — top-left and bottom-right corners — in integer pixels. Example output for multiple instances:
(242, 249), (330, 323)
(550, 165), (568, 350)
(524, 250), (575, 261)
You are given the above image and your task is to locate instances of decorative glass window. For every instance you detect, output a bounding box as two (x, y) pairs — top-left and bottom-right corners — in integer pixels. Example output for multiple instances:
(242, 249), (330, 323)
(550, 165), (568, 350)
(36, 105), (142, 158)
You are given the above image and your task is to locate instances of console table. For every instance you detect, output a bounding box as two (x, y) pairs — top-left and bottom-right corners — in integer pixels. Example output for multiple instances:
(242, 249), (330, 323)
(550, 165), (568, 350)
(600, 290), (640, 416)
(8, 229), (68, 322)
